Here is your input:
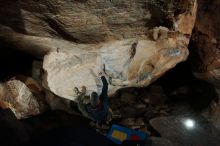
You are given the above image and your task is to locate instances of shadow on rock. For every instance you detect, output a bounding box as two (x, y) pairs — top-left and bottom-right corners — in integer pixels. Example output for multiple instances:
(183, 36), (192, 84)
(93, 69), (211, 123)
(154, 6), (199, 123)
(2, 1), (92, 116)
(0, 0), (26, 33)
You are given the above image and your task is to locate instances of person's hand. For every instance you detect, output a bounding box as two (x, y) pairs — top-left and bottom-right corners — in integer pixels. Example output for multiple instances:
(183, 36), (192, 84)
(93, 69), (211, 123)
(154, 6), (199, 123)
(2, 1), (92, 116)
(74, 87), (79, 94)
(98, 71), (105, 76)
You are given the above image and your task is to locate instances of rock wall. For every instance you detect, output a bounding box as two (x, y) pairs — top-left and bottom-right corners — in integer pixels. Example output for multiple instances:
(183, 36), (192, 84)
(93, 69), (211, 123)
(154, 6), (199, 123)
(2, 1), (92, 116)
(0, 0), (197, 101)
(42, 1), (197, 100)
(0, 0), (193, 43)
(190, 0), (220, 93)
(190, 0), (220, 73)
(189, 0), (220, 130)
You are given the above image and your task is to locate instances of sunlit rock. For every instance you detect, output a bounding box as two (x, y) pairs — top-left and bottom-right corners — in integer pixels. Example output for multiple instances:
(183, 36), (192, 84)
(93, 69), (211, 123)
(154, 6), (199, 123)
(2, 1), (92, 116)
(43, 33), (190, 101)
(41, 0), (197, 101)
(0, 0), (197, 102)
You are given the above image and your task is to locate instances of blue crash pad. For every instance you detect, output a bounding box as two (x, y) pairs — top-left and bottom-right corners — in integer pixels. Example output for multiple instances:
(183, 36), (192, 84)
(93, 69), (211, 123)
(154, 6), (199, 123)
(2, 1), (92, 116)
(107, 124), (148, 144)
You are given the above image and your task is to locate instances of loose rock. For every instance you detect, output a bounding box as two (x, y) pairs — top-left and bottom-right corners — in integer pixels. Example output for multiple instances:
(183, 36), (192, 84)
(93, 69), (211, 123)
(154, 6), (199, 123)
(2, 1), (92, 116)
(0, 80), (45, 119)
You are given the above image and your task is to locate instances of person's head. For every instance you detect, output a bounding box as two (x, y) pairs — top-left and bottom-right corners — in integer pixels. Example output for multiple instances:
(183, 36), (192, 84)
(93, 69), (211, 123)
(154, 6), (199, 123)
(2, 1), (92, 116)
(80, 86), (87, 94)
(90, 92), (100, 106)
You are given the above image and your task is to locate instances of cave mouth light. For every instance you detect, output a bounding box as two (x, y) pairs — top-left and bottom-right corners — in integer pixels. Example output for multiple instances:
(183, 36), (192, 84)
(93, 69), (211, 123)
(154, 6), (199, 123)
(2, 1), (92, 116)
(183, 119), (195, 129)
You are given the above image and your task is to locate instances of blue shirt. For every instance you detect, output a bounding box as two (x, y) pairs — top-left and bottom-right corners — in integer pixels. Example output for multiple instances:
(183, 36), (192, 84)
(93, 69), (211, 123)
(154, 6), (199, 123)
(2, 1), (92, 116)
(86, 76), (109, 122)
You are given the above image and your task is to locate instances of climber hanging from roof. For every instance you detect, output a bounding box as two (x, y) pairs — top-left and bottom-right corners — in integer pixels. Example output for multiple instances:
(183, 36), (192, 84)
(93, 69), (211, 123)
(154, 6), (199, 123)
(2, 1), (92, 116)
(74, 64), (112, 125)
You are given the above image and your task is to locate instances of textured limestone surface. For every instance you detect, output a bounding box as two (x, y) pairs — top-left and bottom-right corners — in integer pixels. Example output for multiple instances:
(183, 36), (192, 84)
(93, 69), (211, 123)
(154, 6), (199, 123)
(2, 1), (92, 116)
(0, 0), (197, 101)
(41, 0), (197, 101)
(43, 34), (190, 100)
(0, 0), (194, 43)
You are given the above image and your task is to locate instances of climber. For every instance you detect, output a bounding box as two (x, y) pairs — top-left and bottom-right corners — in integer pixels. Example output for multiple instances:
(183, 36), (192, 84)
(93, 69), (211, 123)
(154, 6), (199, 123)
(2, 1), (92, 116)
(75, 71), (111, 124)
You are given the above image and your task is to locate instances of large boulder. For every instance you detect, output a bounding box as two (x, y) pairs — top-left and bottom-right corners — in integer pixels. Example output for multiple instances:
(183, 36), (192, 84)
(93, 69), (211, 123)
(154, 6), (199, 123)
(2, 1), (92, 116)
(41, 0), (197, 101)
(0, 0), (197, 101)
(0, 80), (45, 119)
(43, 35), (190, 100)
